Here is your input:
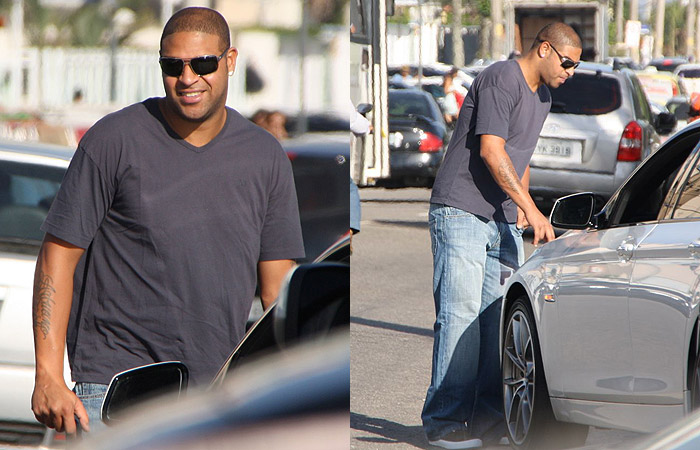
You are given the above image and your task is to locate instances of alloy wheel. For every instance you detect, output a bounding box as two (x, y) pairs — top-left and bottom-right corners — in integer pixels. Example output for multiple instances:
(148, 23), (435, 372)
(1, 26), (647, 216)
(503, 309), (535, 446)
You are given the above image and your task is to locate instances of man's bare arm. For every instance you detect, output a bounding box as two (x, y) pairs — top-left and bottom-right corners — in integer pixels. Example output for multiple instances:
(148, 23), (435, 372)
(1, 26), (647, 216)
(31, 233), (89, 434)
(480, 135), (554, 245)
(516, 166), (531, 230)
(257, 259), (296, 310)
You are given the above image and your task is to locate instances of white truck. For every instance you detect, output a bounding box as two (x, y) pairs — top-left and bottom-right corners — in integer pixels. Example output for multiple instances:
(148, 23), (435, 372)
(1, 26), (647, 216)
(505, 0), (609, 61)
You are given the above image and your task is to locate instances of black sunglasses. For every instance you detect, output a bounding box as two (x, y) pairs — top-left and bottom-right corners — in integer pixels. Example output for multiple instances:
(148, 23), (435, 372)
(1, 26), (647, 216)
(539, 40), (579, 70)
(159, 48), (229, 77)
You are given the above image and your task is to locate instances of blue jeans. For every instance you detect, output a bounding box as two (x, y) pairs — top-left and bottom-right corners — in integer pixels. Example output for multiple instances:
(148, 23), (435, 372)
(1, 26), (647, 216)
(73, 382), (108, 435)
(422, 204), (523, 443)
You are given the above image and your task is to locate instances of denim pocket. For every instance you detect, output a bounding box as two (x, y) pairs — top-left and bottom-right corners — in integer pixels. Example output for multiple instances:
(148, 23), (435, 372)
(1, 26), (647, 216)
(512, 224), (524, 237)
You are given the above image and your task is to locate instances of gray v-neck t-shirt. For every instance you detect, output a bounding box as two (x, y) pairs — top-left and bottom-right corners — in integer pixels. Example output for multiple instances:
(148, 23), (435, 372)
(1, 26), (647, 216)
(42, 98), (305, 385)
(431, 59), (551, 222)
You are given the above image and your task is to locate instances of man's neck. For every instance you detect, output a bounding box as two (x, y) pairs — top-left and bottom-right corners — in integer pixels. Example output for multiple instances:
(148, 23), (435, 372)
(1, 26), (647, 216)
(158, 99), (227, 147)
(516, 55), (542, 93)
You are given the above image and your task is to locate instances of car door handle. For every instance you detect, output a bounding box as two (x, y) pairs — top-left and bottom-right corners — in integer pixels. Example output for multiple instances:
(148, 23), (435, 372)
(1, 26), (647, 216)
(689, 241), (700, 258)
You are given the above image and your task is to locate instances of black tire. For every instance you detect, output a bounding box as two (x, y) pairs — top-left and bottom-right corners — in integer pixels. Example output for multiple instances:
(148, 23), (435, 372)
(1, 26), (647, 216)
(502, 296), (589, 450)
(689, 322), (700, 411)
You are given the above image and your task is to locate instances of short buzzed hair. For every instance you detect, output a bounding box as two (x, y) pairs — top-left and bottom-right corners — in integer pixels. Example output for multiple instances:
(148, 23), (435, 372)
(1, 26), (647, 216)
(160, 7), (231, 52)
(531, 22), (582, 50)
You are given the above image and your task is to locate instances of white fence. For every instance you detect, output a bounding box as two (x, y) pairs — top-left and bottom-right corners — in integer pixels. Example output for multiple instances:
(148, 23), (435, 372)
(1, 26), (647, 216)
(0, 36), (347, 123)
(387, 22), (440, 66)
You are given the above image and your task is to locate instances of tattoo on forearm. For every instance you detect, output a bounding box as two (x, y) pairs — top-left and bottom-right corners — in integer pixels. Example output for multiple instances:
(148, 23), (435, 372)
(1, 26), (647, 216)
(498, 158), (523, 194)
(33, 271), (56, 340)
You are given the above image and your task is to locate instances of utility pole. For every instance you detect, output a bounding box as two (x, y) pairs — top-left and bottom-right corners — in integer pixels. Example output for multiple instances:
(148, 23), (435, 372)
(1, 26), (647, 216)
(630, 0), (639, 21)
(10, 0), (23, 108)
(696, 0), (700, 60)
(452, 0), (464, 67)
(298, 0), (309, 135)
(418, 0), (423, 85)
(654, 0), (665, 57)
(491, 0), (504, 58)
(688, 0), (696, 58)
(616, 0), (624, 44)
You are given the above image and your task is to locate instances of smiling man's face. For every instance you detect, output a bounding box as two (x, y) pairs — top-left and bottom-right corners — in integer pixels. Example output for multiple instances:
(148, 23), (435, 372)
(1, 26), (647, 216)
(160, 31), (236, 126)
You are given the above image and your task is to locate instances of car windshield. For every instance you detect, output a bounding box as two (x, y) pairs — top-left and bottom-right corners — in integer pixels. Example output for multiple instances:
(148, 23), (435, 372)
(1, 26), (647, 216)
(0, 160), (64, 246)
(388, 91), (437, 119)
(549, 73), (622, 115)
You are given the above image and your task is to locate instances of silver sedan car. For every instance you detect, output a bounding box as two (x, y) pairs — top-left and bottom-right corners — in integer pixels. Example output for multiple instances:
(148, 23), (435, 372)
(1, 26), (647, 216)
(529, 62), (676, 211)
(500, 119), (700, 449)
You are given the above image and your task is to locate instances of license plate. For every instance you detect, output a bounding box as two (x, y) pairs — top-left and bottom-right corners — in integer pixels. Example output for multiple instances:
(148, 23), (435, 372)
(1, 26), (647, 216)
(533, 138), (582, 162)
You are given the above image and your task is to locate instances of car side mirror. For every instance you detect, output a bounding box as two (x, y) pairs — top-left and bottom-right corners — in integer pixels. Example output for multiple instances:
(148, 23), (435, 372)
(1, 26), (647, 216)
(666, 96), (691, 121)
(654, 111), (678, 135)
(550, 193), (596, 229)
(356, 103), (373, 116)
(101, 361), (188, 425)
(274, 263), (349, 348)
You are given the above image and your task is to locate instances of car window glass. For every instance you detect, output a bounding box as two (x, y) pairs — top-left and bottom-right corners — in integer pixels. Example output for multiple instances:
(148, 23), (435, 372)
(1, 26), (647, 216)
(388, 92), (436, 119)
(629, 74), (652, 121)
(608, 131), (700, 226)
(549, 72), (621, 115)
(0, 160), (64, 243)
(672, 154), (700, 219)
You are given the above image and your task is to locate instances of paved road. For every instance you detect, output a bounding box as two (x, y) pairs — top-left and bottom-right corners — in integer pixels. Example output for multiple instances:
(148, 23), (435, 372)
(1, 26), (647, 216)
(350, 187), (642, 450)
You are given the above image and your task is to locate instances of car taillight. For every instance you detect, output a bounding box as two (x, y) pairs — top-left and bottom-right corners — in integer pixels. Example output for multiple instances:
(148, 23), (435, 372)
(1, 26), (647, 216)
(617, 121), (643, 161)
(418, 131), (442, 152)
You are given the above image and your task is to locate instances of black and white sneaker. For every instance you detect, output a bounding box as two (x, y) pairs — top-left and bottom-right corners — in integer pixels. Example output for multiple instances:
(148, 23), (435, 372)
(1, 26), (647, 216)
(428, 430), (483, 449)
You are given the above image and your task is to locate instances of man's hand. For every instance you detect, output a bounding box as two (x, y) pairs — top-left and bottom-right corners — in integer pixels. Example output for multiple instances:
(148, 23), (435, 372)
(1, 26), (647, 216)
(32, 234), (86, 433)
(31, 375), (89, 433)
(516, 207), (529, 231)
(523, 206), (555, 246)
(479, 136), (555, 245)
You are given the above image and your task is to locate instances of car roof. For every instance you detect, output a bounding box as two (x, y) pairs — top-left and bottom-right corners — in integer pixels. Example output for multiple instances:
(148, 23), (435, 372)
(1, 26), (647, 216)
(576, 61), (617, 74)
(635, 70), (680, 81)
(674, 63), (700, 73)
(0, 139), (74, 167)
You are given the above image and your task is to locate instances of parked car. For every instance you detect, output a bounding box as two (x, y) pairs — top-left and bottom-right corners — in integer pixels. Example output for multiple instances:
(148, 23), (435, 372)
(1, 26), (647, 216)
(606, 56), (644, 71)
(283, 132), (349, 262)
(529, 62), (675, 211)
(0, 133), (348, 446)
(0, 139), (74, 447)
(674, 63), (700, 96)
(77, 336), (349, 450)
(384, 89), (448, 187)
(72, 235), (349, 449)
(648, 56), (690, 73)
(636, 69), (688, 107)
(500, 119), (700, 449)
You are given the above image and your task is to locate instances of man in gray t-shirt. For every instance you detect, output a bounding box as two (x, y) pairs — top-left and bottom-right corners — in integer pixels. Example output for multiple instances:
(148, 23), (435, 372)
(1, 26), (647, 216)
(422, 23), (581, 449)
(31, 7), (304, 436)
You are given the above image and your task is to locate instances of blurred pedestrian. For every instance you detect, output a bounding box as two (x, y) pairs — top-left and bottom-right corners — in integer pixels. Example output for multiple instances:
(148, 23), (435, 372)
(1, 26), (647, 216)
(349, 100), (371, 235)
(251, 108), (271, 127)
(422, 23), (581, 449)
(250, 109), (288, 141)
(390, 65), (413, 87)
(689, 92), (700, 123)
(266, 110), (288, 141)
(31, 6), (304, 437)
(441, 69), (461, 125)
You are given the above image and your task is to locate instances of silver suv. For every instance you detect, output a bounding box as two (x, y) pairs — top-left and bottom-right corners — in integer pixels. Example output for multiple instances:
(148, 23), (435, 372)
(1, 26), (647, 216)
(529, 62), (675, 210)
